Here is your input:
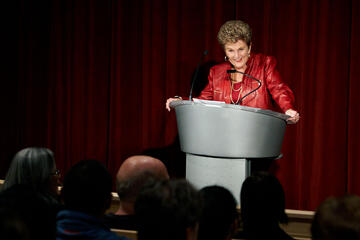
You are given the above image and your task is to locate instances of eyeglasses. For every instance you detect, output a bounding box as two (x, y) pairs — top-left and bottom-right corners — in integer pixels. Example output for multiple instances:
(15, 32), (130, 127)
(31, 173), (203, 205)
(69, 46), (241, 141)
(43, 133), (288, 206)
(52, 169), (61, 176)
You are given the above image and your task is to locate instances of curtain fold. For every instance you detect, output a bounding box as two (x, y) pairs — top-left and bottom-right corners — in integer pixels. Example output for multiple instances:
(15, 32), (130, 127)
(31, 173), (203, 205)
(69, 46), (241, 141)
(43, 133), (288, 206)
(46, 0), (112, 170)
(347, 0), (360, 194)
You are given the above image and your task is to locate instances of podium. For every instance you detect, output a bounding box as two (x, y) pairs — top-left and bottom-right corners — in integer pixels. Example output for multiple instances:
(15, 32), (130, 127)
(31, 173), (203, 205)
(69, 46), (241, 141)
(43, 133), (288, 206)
(170, 99), (288, 203)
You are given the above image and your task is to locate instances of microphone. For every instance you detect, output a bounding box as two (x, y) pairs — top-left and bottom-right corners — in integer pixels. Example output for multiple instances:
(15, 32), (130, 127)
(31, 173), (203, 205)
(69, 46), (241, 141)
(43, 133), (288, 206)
(226, 69), (262, 104)
(189, 50), (209, 101)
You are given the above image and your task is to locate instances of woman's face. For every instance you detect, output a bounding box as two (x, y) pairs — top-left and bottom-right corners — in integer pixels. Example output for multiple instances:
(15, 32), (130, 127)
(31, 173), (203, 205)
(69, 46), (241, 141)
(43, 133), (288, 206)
(224, 39), (251, 71)
(50, 167), (61, 196)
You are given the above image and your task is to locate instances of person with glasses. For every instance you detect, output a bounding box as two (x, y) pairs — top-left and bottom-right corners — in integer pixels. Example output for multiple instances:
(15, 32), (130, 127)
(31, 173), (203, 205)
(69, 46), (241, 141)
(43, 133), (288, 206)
(2, 147), (61, 207)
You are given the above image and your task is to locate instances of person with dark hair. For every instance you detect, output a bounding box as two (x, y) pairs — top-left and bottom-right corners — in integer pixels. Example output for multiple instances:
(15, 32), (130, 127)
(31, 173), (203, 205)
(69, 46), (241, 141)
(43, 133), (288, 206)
(56, 160), (128, 240)
(198, 185), (238, 240)
(134, 179), (202, 240)
(239, 171), (293, 240)
(2, 147), (61, 208)
(0, 184), (57, 240)
(311, 194), (360, 240)
(104, 155), (169, 230)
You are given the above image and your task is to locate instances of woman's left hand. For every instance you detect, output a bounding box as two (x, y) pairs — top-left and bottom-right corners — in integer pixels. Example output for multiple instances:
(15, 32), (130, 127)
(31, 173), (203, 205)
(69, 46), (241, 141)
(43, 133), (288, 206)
(285, 109), (300, 124)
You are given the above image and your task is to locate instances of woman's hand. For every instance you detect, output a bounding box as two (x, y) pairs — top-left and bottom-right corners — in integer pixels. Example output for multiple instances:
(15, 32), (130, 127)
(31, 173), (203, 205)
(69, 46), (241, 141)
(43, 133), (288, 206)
(166, 97), (182, 111)
(285, 109), (300, 124)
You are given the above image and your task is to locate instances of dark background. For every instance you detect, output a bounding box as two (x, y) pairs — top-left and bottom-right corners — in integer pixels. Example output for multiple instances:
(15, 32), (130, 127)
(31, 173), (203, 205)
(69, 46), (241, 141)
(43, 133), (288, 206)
(1, 0), (359, 210)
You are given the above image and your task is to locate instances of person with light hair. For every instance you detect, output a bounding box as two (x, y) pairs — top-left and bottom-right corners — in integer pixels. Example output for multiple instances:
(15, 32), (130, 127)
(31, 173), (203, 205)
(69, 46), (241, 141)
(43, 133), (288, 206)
(2, 147), (61, 206)
(166, 20), (299, 124)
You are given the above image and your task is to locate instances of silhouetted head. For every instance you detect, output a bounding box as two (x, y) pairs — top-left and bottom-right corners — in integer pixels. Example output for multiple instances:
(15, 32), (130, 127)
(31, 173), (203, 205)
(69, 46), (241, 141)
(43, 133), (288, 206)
(0, 184), (57, 240)
(240, 171), (288, 232)
(0, 201), (29, 240)
(61, 159), (112, 217)
(135, 179), (202, 240)
(198, 185), (238, 240)
(312, 194), (360, 240)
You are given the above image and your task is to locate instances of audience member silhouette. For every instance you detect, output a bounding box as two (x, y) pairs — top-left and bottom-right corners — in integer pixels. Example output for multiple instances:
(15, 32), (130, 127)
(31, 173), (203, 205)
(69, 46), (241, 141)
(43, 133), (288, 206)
(135, 179), (202, 240)
(56, 159), (128, 240)
(0, 206), (29, 240)
(198, 185), (239, 240)
(104, 155), (169, 230)
(311, 194), (360, 240)
(0, 184), (57, 240)
(239, 171), (294, 240)
(1, 147), (61, 210)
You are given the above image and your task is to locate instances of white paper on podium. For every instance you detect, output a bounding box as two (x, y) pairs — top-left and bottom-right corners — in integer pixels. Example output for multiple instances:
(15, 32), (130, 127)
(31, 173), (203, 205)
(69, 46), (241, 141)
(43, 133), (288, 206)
(192, 98), (226, 107)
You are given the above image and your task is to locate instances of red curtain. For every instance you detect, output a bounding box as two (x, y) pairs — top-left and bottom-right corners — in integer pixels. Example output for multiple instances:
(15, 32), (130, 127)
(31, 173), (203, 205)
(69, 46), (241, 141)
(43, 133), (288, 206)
(347, 0), (360, 194)
(2, 0), (359, 210)
(235, 0), (354, 209)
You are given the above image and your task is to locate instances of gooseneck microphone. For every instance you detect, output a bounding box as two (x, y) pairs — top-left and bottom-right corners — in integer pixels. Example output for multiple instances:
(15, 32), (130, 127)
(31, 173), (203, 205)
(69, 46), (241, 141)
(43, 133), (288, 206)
(227, 69), (262, 105)
(189, 50), (209, 101)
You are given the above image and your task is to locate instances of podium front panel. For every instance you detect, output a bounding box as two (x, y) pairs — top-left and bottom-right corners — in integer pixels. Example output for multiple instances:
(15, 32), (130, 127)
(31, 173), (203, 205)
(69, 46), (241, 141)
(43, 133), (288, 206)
(172, 100), (287, 158)
(186, 154), (249, 204)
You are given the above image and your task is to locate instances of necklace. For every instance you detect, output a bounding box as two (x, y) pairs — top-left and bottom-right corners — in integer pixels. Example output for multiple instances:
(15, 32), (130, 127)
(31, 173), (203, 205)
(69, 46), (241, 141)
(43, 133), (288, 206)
(230, 80), (242, 91)
(230, 82), (243, 104)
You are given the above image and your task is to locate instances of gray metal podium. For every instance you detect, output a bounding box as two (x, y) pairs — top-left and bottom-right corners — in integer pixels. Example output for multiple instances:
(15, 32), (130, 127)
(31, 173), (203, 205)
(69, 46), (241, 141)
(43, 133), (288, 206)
(170, 99), (289, 203)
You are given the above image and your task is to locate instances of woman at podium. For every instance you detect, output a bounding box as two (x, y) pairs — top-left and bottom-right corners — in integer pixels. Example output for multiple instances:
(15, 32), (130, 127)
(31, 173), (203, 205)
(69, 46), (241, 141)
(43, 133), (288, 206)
(166, 20), (300, 124)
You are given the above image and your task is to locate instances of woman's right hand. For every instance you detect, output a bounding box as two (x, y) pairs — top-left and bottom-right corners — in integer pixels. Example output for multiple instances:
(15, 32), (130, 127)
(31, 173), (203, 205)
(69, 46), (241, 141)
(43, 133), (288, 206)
(166, 97), (182, 111)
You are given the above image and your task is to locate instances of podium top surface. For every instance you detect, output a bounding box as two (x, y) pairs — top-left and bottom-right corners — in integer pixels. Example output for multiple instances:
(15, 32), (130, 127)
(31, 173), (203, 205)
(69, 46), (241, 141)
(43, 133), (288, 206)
(170, 99), (289, 121)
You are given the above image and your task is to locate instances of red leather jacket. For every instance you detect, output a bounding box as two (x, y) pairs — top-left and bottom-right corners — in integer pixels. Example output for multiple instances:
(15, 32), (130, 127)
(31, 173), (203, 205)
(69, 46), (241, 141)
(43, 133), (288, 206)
(198, 53), (296, 113)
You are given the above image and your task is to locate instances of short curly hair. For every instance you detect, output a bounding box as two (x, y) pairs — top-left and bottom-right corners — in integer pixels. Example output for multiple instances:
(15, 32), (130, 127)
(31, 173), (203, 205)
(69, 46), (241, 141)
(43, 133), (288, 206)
(217, 20), (252, 47)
